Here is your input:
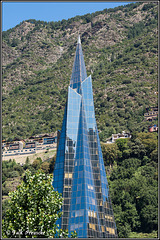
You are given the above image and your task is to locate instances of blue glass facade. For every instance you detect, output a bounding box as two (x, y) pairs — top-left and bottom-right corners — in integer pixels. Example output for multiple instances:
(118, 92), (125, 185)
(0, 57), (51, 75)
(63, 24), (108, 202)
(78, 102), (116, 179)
(53, 36), (117, 238)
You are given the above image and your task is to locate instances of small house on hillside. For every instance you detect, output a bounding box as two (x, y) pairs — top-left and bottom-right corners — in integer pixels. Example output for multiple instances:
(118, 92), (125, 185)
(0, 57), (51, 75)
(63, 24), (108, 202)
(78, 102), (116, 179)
(144, 107), (158, 121)
(43, 136), (57, 144)
(148, 125), (158, 132)
(144, 111), (158, 121)
(25, 141), (37, 149)
(106, 131), (131, 143)
(28, 132), (57, 143)
(9, 141), (23, 150)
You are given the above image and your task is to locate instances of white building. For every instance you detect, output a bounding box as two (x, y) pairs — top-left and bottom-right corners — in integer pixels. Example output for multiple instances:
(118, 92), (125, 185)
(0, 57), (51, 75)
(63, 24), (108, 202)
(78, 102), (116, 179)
(111, 131), (131, 143)
(107, 131), (131, 143)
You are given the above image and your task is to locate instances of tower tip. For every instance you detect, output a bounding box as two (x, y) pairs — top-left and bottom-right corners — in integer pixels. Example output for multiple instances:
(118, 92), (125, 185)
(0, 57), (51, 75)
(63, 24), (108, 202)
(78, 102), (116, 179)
(78, 35), (81, 44)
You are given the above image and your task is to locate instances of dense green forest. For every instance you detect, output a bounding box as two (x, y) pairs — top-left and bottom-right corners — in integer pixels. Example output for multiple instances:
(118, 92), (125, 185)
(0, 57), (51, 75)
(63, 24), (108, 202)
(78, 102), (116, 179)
(2, 2), (158, 141)
(102, 131), (158, 238)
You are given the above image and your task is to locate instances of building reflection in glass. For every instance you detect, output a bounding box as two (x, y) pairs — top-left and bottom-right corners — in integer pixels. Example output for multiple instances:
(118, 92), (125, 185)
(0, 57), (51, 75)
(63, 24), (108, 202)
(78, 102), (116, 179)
(53, 35), (118, 238)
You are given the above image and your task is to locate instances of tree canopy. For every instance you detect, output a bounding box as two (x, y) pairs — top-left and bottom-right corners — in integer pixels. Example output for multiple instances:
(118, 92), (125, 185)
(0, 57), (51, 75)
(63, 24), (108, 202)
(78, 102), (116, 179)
(2, 170), (76, 238)
(103, 133), (158, 238)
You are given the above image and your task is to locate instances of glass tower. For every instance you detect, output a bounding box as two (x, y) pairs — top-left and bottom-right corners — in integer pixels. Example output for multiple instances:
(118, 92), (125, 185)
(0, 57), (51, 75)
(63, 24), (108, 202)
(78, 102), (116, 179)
(53, 36), (118, 238)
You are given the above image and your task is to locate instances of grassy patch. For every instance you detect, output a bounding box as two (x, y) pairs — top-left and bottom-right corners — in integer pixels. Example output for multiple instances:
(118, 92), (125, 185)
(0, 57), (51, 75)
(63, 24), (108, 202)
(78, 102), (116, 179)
(129, 231), (158, 238)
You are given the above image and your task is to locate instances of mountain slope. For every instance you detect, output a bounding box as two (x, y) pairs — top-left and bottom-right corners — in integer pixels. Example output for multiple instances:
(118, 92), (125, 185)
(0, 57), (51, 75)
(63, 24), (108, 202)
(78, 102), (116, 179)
(2, 2), (158, 141)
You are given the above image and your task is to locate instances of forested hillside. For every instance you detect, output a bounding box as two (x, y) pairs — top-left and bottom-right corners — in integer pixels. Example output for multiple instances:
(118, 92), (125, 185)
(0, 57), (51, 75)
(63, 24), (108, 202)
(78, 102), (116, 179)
(2, 2), (158, 238)
(2, 2), (158, 141)
(102, 131), (158, 238)
(2, 132), (158, 238)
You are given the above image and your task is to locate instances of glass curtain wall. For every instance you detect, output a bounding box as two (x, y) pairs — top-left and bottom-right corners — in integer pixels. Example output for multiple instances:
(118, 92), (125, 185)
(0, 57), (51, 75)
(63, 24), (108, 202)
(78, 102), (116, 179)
(53, 36), (117, 238)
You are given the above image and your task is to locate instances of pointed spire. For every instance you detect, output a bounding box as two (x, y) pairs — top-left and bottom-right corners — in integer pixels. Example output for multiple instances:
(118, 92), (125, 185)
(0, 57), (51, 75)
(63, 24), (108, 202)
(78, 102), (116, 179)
(70, 35), (87, 93)
(77, 35), (81, 44)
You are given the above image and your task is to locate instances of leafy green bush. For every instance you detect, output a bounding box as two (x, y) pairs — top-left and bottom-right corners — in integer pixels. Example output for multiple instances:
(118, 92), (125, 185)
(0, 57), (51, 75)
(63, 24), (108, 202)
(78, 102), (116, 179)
(13, 165), (24, 175)
(2, 170), (75, 238)
(128, 22), (145, 39)
(40, 162), (50, 174)
(32, 159), (42, 169)
(129, 89), (136, 97)
(11, 38), (20, 47)
(122, 79), (131, 84)
(142, 3), (155, 11)
(8, 171), (19, 178)
(2, 186), (10, 196)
